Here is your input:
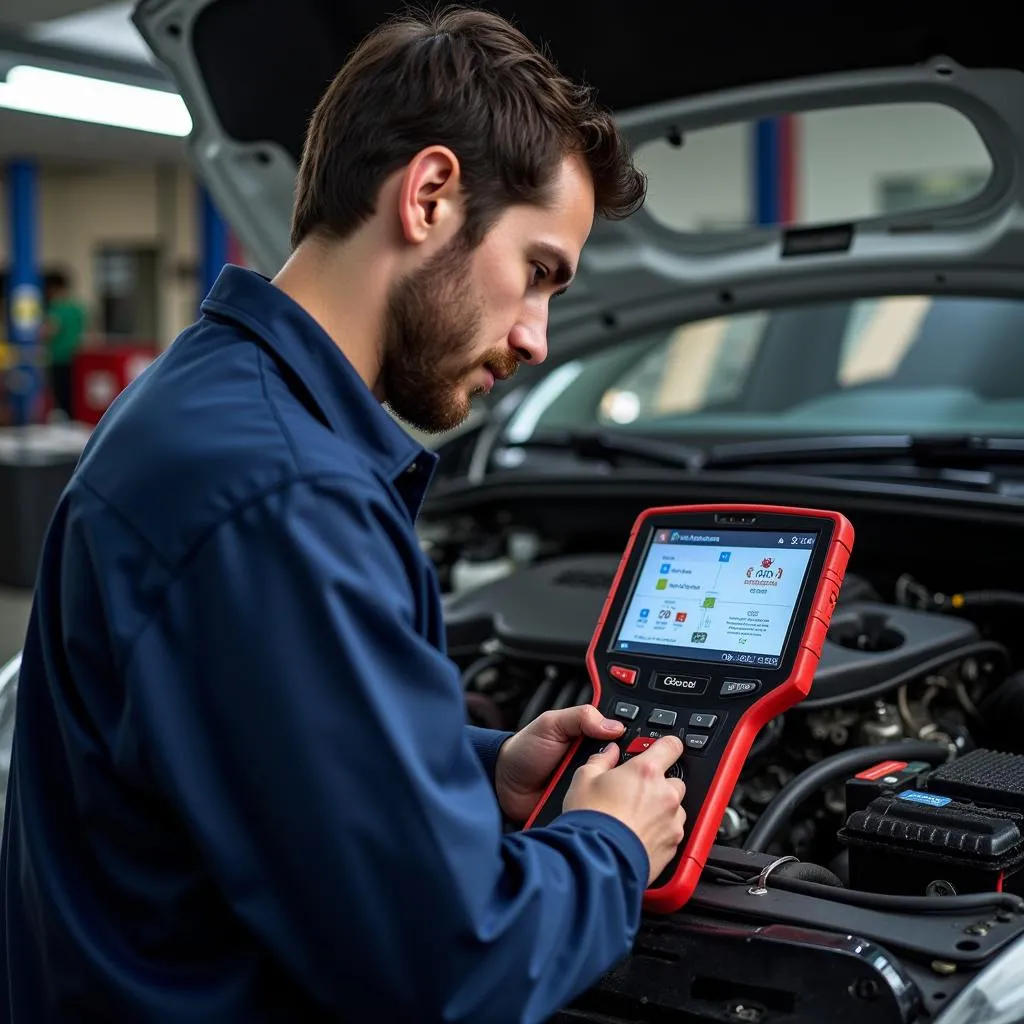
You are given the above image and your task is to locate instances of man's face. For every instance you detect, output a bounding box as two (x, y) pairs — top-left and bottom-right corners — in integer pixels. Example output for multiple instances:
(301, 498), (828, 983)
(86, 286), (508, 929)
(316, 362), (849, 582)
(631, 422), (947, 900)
(381, 153), (596, 433)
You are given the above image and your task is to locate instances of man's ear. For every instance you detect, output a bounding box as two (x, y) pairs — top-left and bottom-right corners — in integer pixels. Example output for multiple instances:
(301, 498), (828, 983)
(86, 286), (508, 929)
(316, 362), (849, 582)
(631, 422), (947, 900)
(396, 146), (463, 246)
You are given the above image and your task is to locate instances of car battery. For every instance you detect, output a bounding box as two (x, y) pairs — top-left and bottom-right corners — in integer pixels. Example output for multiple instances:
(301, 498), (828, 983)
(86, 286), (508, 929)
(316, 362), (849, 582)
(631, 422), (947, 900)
(844, 757), (932, 816)
(839, 748), (1024, 897)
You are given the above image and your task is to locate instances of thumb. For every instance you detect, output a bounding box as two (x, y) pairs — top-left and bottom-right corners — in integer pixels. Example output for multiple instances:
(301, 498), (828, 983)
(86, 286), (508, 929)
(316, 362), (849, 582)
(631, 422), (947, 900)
(586, 740), (621, 773)
(573, 703), (626, 740)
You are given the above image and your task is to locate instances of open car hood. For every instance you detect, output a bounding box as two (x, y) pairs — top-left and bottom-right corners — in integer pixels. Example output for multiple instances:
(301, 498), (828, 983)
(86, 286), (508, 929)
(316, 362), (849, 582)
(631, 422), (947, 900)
(133, 0), (1024, 358)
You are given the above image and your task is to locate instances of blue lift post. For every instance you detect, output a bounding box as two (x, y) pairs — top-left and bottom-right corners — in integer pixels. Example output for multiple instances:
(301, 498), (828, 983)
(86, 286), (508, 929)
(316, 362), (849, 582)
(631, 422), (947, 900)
(753, 118), (781, 227)
(199, 186), (229, 309)
(5, 159), (43, 427)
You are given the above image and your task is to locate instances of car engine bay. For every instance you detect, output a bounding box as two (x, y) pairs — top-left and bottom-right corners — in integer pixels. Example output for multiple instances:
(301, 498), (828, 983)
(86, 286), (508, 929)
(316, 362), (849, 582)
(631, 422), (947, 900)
(419, 480), (1024, 1021)
(445, 554), (1013, 868)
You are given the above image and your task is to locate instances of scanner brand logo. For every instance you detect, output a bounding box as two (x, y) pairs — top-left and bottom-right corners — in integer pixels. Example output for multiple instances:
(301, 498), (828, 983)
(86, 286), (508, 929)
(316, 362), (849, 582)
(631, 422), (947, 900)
(662, 676), (698, 689)
(652, 672), (709, 695)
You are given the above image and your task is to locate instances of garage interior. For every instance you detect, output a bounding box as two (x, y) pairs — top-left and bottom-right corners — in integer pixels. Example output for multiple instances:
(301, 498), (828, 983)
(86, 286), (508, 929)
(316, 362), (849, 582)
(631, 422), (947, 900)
(3, 3), (1024, 1022)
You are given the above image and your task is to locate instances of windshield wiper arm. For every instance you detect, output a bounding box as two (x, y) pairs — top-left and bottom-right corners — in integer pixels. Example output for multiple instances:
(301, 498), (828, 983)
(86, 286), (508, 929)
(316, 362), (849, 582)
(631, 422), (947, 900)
(702, 434), (1024, 470)
(503, 429), (703, 471)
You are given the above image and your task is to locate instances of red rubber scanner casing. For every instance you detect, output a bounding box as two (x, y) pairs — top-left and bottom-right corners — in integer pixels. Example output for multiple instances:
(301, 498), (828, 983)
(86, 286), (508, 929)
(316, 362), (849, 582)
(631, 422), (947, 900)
(523, 504), (854, 914)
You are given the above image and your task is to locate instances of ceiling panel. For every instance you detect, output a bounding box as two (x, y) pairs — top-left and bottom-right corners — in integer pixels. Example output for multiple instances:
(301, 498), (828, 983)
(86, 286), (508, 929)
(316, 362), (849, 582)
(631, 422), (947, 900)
(0, 0), (112, 30)
(26, 1), (155, 64)
(0, 1), (185, 166)
(0, 106), (185, 164)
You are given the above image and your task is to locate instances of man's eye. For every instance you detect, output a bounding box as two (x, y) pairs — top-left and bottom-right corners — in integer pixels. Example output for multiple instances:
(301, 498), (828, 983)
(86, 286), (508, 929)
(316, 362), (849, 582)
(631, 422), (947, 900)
(530, 263), (549, 286)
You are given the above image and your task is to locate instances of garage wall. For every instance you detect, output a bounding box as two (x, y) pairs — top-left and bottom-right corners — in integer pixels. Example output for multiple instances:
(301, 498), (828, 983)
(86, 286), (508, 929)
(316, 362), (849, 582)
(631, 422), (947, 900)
(800, 103), (991, 223)
(0, 163), (200, 348)
(635, 101), (992, 232)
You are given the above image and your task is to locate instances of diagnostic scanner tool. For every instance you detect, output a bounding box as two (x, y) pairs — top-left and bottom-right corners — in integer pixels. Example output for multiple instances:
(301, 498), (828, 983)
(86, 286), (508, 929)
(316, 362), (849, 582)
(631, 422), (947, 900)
(524, 504), (854, 913)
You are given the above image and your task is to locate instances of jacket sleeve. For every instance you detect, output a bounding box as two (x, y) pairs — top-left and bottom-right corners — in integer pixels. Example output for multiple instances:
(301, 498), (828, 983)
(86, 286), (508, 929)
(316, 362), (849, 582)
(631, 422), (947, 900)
(464, 725), (513, 784)
(125, 474), (649, 1023)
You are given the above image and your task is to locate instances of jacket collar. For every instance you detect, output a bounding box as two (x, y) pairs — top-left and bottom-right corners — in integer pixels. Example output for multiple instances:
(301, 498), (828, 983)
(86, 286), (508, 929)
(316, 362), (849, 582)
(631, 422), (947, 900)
(200, 266), (438, 516)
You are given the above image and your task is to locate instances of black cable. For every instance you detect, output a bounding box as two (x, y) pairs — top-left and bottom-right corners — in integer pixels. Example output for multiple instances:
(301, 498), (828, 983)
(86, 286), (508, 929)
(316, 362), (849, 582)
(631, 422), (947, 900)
(774, 860), (843, 887)
(946, 590), (1024, 612)
(459, 653), (505, 690)
(802, 640), (1010, 709)
(702, 858), (1024, 914)
(744, 739), (950, 853)
(758, 873), (1024, 916)
(703, 866), (748, 885)
(747, 715), (784, 761)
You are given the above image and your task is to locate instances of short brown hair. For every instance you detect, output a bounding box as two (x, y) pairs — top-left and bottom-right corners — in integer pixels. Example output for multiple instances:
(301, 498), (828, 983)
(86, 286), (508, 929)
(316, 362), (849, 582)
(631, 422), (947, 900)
(290, 4), (645, 250)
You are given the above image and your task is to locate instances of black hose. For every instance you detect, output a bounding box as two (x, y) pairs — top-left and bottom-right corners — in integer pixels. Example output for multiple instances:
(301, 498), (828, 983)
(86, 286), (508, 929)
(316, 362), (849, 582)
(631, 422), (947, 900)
(760, 873), (1024, 916)
(947, 590), (1024, 611)
(744, 739), (950, 853)
(801, 640), (1010, 709)
(701, 858), (1024, 915)
(460, 653), (505, 690)
(774, 860), (843, 887)
(748, 715), (784, 761)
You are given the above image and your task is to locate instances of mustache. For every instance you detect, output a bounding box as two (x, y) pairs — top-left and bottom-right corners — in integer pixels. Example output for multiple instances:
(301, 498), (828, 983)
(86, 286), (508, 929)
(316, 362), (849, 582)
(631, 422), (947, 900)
(479, 349), (521, 381)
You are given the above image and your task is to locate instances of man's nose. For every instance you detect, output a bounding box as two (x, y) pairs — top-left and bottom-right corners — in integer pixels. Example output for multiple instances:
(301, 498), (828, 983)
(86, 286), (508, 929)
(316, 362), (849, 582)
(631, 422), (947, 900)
(508, 303), (549, 365)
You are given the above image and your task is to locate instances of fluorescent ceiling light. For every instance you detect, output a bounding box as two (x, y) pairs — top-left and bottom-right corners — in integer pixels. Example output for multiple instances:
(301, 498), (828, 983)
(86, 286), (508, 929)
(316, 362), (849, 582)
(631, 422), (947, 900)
(0, 64), (191, 137)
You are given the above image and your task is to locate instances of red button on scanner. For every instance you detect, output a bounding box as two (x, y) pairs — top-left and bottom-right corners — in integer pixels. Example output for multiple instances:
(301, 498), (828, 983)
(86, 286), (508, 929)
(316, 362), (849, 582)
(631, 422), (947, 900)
(626, 737), (656, 755)
(610, 665), (638, 686)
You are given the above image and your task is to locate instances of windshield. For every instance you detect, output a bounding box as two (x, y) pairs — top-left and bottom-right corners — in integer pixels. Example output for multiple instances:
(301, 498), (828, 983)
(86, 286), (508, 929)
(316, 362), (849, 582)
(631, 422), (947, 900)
(505, 296), (1024, 443)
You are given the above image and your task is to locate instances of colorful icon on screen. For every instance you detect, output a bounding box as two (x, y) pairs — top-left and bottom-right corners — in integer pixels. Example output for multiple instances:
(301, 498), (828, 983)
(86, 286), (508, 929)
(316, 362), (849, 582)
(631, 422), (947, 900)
(656, 578), (668, 590)
(702, 596), (716, 608)
(719, 551), (731, 562)
(639, 608), (650, 620)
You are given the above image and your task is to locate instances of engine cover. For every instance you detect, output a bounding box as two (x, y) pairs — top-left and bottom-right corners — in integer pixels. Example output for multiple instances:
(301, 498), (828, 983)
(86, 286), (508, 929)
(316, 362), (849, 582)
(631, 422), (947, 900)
(442, 554), (981, 707)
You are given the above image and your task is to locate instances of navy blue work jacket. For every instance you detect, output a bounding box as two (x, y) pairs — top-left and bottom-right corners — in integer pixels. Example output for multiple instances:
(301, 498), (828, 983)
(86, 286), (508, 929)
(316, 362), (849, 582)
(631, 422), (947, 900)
(0, 265), (648, 1023)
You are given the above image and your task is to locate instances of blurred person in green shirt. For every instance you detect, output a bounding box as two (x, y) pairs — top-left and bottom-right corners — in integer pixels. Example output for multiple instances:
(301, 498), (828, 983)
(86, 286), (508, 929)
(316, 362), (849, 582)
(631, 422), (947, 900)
(43, 270), (87, 420)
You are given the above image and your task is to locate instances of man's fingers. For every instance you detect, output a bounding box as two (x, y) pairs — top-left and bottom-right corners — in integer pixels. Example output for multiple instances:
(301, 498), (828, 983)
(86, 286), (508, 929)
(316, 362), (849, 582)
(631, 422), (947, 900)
(632, 734), (684, 771)
(550, 704), (624, 741)
(582, 703), (626, 737)
(583, 740), (621, 771)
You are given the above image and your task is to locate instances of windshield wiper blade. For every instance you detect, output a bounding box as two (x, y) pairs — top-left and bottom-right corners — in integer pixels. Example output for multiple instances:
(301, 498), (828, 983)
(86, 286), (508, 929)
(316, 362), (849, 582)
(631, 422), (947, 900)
(501, 432), (1024, 478)
(702, 434), (1024, 470)
(502, 429), (703, 471)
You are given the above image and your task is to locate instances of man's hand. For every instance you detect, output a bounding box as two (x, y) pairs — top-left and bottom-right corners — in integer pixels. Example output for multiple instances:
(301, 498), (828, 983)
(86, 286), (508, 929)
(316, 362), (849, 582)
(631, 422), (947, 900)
(494, 705), (625, 822)
(563, 737), (687, 885)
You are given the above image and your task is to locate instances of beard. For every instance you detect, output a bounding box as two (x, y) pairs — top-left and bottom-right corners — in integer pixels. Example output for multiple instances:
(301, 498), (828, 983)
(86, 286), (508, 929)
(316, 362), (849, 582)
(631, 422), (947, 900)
(380, 234), (519, 434)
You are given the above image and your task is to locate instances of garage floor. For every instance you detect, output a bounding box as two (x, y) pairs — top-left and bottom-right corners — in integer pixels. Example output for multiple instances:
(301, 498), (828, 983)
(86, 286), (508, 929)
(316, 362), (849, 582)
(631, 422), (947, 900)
(0, 588), (32, 664)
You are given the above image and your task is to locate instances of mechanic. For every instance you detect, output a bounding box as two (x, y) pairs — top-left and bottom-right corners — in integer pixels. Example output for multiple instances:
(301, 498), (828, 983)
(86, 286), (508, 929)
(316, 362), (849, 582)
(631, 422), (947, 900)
(0, 7), (687, 1022)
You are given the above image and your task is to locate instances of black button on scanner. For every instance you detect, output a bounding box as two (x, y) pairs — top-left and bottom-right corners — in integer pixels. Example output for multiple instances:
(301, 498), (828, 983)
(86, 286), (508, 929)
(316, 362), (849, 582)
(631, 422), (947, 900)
(720, 679), (760, 698)
(648, 708), (677, 728)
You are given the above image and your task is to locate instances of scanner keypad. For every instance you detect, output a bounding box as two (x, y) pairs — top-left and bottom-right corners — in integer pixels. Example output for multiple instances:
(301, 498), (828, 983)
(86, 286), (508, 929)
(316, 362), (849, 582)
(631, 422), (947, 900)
(604, 665), (753, 771)
(615, 705), (722, 762)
